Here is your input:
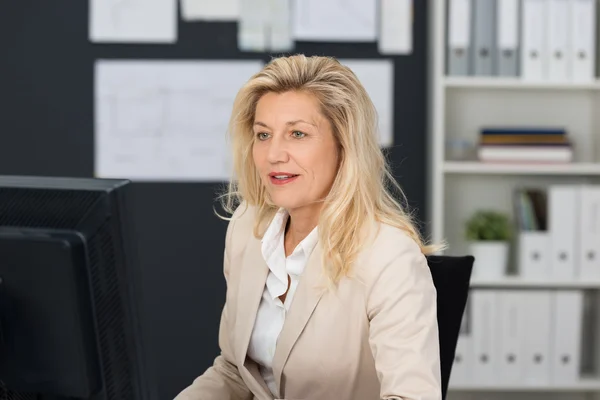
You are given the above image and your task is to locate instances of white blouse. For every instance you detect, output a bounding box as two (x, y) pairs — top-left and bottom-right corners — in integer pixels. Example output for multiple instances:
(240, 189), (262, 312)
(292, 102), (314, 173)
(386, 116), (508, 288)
(246, 209), (319, 397)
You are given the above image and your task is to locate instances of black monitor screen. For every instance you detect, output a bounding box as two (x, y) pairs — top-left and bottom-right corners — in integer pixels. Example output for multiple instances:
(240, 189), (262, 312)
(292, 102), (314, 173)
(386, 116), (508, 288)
(0, 176), (155, 400)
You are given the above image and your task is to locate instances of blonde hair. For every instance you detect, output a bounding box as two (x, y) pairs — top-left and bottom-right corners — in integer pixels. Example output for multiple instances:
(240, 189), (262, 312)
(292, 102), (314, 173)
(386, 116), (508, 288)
(219, 54), (444, 284)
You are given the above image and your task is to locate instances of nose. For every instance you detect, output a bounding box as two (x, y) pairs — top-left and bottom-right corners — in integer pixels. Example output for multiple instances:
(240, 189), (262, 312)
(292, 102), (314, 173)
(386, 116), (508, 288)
(266, 135), (289, 164)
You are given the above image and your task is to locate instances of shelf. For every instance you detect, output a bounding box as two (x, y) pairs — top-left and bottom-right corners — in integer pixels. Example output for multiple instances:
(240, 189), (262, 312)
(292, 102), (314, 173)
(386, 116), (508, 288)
(449, 379), (600, 392)
(443, 161), (600, 176)
(470, 277), (600, 289)
(444, 77), (600, 90)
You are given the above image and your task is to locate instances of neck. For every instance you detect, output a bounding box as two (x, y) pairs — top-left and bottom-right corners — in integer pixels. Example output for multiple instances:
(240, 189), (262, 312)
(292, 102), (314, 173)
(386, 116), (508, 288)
(285, 202), (321, 246)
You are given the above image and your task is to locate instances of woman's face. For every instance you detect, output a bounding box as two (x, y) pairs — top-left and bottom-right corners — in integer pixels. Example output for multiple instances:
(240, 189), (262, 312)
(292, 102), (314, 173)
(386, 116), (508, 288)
(252, 90), (339, 212)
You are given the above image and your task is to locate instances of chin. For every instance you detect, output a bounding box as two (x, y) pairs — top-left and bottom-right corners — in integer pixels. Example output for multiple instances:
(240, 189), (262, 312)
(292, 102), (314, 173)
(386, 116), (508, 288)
(268, 195), (305, 211)
(270, 200), (300, 211)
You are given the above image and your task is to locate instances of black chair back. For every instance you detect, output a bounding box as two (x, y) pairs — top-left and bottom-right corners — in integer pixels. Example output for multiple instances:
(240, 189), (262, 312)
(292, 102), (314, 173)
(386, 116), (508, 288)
(426, 255), (474, 400)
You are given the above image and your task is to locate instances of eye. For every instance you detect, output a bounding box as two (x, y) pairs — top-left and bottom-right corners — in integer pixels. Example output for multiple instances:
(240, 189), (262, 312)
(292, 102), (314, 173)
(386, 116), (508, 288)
(256, 132), (270, 141)
(292, 130), (306, 139)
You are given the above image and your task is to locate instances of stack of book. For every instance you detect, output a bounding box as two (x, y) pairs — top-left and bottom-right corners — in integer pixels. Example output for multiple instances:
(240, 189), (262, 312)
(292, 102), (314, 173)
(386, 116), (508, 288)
(477, 127), (573, 163)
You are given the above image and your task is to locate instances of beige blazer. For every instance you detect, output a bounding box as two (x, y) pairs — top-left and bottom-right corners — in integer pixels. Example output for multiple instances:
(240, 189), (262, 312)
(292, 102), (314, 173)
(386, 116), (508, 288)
(175, 204), (441, 400)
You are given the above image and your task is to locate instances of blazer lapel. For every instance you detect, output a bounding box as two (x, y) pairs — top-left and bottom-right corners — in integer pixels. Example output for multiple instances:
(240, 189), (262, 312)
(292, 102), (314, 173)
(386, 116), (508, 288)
(272, 243), (326, 395)
(235, 233), (269, 362)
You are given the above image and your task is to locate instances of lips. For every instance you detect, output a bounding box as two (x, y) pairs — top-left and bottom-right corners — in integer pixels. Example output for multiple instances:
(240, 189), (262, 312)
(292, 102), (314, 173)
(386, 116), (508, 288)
(268, 172), (299, 185)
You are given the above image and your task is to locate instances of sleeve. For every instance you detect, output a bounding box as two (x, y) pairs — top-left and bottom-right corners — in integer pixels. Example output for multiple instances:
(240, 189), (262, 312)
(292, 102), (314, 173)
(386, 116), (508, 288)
(366, 237), (442, 400)
(173, 213), (253, 400)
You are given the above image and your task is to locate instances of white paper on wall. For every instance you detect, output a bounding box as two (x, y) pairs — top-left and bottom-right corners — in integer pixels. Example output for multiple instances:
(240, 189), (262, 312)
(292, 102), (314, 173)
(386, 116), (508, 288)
(238, 0), (270, 52)
(292, 0), (377, 42)
(268, 0), (294, 52)
(94, 60), (264, 181)
(180, 0), (239, 21)
(339, 60), (395, 147)
(238, 0), (294, 52)
(89, 0), (178, 43)
(379, 0), (413, 55)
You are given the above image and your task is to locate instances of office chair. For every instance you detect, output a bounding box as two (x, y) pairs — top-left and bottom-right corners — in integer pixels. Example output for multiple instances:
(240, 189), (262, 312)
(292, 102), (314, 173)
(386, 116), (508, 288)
(426, 255), (474, 400)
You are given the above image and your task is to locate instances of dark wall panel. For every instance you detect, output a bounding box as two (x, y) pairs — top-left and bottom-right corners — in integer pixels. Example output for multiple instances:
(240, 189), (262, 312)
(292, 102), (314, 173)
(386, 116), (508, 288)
(0, 1), (429, 399)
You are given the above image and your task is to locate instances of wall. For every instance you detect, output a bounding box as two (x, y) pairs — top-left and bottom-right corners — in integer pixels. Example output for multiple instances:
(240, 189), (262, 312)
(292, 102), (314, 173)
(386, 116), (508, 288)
(0, 1), (430, 398)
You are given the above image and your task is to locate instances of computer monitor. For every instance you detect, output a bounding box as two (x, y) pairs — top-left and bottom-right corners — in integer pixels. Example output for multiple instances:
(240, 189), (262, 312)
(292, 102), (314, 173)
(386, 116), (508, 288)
(0, 175), (155, 400)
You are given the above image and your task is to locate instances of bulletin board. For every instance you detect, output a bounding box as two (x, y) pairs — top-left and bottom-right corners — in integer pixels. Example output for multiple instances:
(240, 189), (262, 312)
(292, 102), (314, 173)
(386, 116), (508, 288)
(0, 1), (430, 398)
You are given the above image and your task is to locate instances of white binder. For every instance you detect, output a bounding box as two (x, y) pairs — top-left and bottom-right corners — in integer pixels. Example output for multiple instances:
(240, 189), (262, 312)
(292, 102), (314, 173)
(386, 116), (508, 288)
(447, 0), (472, 75)
(470, 290), (499, 385)
(551, 291), (583, 384)
(496, 0), (520, 76)
(570, 0), (597, 82)
(450, 334), (473, 387)
(518, 231), (551, 280)
(522, 291), (553, 385)
(521, 0), (548, 80)
(497, 291), (526, 385)
(578, 185), (600, 280)
(449, 302), (473, 387)
(549, 185), (580, 280)
(547, 0), (572, 81)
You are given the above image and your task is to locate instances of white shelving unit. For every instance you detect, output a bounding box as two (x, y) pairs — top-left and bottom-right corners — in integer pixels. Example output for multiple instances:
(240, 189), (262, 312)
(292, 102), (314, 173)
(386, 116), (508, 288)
(427, 2), (600, 400)
(427, 2), (600, 255)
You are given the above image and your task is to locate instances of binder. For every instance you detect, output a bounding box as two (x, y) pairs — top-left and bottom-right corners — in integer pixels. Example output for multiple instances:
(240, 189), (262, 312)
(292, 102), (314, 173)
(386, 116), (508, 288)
(470, 290), (499, 384)
(547, 0), (572, 81)
(548, 185), (580, 280)
(521, 0), (548, 80)
(447, 0), (472, 75)
(522, 291), (553, 385)
(578, 185), (600, 280)
(570, 0), (597, 82)
(496, 0), (520, 76)
(471, 0), (496, 75)
(551, 291), (583, 384)
(518, 231), (551, 279)
(497, 291), (526, 385)
(449, 300), (473, 386)
(597, 0), (600, 78)
(580, 292), (597, 374)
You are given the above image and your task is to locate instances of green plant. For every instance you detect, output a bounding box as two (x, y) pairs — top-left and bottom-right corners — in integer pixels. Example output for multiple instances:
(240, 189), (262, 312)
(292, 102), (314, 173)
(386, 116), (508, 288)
(465, 210), (512, 241)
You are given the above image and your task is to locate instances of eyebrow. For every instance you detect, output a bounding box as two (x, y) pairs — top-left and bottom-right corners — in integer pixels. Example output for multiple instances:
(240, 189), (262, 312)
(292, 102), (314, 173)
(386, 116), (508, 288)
(253, 119), (317, 129)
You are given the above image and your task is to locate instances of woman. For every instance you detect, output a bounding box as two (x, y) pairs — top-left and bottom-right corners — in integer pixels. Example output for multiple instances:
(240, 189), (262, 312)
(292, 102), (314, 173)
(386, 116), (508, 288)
(175, 54), (443, 400)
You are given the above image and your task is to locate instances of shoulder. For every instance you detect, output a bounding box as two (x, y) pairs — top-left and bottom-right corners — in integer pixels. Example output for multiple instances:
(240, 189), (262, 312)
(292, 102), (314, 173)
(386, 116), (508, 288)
(228, 201), (257, 235)
(354, 222), (430, 288)
(358, 222), (425, 266)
